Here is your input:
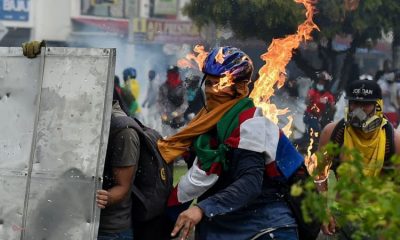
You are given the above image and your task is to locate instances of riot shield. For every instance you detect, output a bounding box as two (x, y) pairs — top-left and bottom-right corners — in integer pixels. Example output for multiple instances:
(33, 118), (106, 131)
(0, 47), (115, 240)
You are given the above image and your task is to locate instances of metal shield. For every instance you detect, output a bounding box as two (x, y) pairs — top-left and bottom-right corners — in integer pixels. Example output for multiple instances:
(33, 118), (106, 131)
(0, 47), (115, 240)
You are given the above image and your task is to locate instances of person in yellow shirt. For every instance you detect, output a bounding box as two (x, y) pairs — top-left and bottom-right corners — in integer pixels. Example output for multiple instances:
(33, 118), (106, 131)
(122, 67), (141, 116)
(315, 80), (400, 237)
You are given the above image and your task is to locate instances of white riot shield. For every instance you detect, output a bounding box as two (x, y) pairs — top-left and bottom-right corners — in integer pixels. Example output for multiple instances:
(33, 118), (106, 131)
(0, 47), (115, 240)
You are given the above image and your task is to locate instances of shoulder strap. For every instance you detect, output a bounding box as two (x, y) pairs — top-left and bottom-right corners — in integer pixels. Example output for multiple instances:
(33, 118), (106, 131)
(330, 119), (346, 146)
(383, 121), (395, 162)
(329, 119), (346, 174)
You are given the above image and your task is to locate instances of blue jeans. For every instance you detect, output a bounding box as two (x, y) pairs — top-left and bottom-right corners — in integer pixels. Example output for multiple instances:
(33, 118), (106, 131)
(97, 229), (133, 240)
(254, 226), (298, 240)
(196, 200), (297, 240)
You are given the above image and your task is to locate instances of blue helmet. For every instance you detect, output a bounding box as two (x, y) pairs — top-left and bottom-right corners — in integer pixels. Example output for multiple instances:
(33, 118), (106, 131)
(123, 67), (137, 81)
(202, 46), (253, 82)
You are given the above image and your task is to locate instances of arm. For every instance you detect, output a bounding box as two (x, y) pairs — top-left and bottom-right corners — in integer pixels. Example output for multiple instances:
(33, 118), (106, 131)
(314, 121), (337, 190)
(171, 149), (264, 239)
(315, 122), (337, 236)
(97, 166), (135, 208)
(97, 129), (140, 208)
(196, 149), (265, 216)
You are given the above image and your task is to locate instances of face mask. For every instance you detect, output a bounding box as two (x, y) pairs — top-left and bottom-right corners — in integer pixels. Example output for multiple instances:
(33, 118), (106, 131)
(347, 107), (382, 133)
(204, 86), (234, 110)
(347, 107), (367, 128)
(316, 84), (325, 91)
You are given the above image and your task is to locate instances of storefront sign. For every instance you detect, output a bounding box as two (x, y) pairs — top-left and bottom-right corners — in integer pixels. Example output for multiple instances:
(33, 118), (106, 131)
(133, 18), (202, 43)
(0, 0), (30, 21)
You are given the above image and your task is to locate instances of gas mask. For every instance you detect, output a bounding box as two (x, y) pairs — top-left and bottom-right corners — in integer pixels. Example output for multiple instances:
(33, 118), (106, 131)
(316, 84), (325, 92)
(346, 103), (383, 133)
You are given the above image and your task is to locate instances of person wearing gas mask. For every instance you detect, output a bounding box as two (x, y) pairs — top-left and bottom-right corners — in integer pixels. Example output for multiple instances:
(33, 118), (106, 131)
(315, 79), (400, 237)
(303, 71), (335, 149)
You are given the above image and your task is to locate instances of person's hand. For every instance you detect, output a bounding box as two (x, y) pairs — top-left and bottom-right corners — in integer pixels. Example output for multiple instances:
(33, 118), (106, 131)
(321, 214), (336, 235)
(96, 190), (110, 209)
(162, 113), (168, 121)
(171, 205), (203, 240)
(22, 40), (46, 58)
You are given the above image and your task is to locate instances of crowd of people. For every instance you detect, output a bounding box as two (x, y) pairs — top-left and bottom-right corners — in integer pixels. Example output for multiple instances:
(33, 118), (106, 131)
(21, 41), (400, 240)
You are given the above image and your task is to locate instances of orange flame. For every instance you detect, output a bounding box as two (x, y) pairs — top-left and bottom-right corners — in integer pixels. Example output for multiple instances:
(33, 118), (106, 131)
(215, 47), (225, 64)
(249, 0), (319, 137)
(305, 128), (316, 174)
(307, 129), (315, 159)
(177, 44), (209, 70)
(282, 115), (294, 137)
(218, 72), (234, 90)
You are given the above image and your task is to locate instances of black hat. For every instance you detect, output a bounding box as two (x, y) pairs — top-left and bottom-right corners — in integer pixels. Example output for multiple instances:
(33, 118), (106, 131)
(346, 80), (382, 102)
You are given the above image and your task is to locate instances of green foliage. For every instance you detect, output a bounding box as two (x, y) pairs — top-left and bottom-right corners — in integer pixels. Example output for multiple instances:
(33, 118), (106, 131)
(183, 0), (304, 40)
(301, 143), (400, 240)
(184, 0), (400, 46)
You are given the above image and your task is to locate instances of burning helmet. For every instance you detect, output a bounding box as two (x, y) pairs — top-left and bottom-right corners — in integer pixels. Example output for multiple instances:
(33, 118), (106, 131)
(345, 80), (383, 132)
(202, 46), (253, 82)
(123, 67), (137, 81)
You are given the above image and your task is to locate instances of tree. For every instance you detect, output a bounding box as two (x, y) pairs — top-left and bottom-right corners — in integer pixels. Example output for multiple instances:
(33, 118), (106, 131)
(184, 0), (400, 92)
(300, 144), (400, 240)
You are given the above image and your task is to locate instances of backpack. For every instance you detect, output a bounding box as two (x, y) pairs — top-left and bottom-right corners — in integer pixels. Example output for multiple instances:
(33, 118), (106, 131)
(110, 116), (174, 222)
(330, 118), (395, 173)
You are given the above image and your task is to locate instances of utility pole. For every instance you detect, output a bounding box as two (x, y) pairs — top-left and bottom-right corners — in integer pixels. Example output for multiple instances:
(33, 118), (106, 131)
(128, 0), (140, 43)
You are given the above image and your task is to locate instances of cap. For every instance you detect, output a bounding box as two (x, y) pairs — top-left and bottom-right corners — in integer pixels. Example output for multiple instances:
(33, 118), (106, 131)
(346, 80), (382, 101)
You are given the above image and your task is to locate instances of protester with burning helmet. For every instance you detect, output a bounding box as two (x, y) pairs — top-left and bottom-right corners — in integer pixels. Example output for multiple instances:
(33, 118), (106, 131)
(303, 71), (335, 146)
(158, 46), (305, 239)
(315, 79), (400, 237)
(157, 65), (188, 136)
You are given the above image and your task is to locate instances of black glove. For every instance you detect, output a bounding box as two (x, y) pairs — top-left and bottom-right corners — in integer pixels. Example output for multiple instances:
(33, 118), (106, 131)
(22, 40), (46, 58)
